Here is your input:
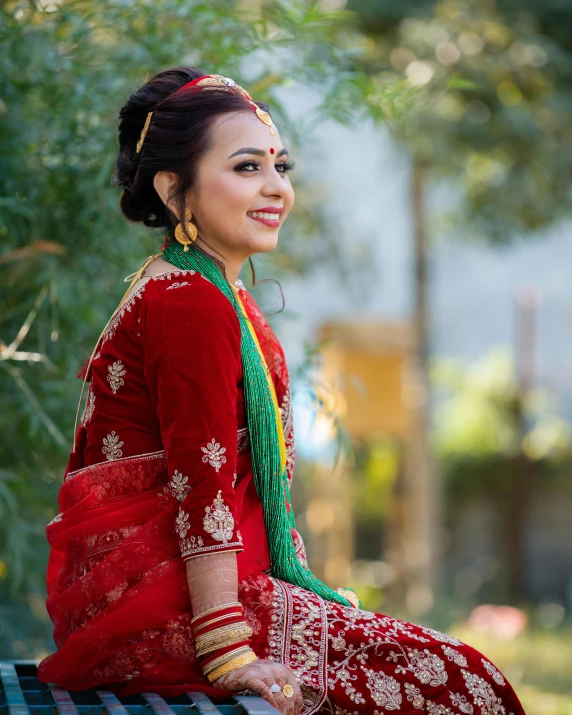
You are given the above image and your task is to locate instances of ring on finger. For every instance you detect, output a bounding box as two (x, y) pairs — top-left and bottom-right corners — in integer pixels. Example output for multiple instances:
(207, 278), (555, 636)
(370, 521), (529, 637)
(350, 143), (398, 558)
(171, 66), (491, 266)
(282, 684), (294, 698)
(269, 683), (281, 694)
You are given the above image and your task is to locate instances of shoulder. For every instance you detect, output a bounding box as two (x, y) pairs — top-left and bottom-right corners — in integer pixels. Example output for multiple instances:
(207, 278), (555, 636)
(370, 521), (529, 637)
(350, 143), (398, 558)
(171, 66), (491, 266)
(141, 271), (240, 339)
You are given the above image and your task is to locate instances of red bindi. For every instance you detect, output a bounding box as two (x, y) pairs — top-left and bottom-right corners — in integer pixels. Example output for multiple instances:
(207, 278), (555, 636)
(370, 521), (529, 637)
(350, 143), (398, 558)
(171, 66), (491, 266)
(269, 147), (275, 155)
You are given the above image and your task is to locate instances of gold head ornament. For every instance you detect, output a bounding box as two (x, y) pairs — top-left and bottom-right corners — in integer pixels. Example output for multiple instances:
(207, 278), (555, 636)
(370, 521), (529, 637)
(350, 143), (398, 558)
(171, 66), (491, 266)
(135, 74), (274, 155)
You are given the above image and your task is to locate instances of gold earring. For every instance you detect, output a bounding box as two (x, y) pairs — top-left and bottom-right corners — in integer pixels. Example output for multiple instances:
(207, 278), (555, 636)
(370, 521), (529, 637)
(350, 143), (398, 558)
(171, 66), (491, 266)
(175, 208), (197, 251)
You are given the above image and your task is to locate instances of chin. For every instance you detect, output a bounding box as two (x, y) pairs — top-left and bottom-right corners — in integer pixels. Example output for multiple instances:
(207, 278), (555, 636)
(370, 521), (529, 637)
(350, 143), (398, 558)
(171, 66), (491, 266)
(248, 233), (280, 254)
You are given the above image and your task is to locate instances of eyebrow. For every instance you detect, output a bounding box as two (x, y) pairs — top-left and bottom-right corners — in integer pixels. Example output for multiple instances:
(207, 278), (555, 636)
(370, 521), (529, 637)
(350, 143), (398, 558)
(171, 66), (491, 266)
(227, 146), (289, 159)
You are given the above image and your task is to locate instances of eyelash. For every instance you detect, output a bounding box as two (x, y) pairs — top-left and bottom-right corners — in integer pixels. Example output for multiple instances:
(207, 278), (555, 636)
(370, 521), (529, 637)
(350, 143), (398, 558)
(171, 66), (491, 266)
(234, 160), (296, 174)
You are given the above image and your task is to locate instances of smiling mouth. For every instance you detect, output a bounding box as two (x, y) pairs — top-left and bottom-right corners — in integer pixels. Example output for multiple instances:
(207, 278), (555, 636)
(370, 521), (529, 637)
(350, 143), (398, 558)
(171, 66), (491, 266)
(247, 211), (282, 226)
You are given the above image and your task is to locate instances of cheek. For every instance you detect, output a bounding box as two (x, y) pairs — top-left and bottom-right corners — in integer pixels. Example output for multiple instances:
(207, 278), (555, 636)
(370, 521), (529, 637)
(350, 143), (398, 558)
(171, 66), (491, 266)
(213, 174), (253, 212)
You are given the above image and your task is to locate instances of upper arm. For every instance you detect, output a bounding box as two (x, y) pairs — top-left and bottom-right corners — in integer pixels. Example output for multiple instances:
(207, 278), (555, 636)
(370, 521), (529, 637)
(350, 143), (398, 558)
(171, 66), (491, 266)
(140, 278), (244, 559)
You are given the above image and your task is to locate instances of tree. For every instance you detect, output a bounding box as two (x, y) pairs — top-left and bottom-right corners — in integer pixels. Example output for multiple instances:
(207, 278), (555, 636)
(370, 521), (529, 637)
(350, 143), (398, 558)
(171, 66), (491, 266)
(346, 0), (572, 609)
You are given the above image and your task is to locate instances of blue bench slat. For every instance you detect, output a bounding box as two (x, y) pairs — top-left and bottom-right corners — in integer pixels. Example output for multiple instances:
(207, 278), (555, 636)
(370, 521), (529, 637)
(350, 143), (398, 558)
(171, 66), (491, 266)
(234, 696), (280, 715)
(186, 692), (224, 714)
(0, 663), (29, 715)
(47, 684), (79, 715)
(95, 689), (129, 714)
(141, 692), (176, 715)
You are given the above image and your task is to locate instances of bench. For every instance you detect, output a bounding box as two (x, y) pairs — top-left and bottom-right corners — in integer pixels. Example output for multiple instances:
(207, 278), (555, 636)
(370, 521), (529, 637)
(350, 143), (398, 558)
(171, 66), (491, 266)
(0, 662), (280, 715)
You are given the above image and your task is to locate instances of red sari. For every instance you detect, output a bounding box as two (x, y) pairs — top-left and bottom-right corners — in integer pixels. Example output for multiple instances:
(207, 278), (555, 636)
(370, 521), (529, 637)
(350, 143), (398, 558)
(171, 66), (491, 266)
(39, 270), (525, 714)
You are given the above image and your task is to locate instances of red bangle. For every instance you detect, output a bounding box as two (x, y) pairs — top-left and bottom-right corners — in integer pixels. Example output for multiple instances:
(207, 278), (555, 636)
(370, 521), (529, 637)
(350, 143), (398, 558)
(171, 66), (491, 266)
(192, 605), (243, 631)
(193, 614), (245, 637)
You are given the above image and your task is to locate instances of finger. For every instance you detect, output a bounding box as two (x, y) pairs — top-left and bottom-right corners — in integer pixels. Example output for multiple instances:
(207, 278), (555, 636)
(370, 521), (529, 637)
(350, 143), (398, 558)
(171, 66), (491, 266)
(275, 676), (297, 715)
(284, 672), (303, 715)
(294, 691), (304, 715)
(243, 675), (283, 713)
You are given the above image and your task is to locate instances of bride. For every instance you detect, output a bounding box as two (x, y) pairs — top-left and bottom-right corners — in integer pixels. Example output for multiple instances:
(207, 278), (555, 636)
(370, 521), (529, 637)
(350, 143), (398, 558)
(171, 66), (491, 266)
(38, 67), (525, 715)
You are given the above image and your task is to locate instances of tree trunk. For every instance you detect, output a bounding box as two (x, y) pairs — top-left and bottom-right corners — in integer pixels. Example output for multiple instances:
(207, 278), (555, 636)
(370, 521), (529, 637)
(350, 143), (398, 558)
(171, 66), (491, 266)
(400, 153), (438, 616)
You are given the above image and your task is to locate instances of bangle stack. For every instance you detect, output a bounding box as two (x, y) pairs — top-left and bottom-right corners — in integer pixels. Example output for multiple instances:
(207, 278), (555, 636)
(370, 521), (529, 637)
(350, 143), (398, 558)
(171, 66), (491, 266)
(191, 602), (258, 683)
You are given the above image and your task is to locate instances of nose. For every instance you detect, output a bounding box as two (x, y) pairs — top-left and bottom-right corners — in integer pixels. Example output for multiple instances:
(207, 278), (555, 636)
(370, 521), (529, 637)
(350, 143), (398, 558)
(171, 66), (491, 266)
(261, 168), (289, 200)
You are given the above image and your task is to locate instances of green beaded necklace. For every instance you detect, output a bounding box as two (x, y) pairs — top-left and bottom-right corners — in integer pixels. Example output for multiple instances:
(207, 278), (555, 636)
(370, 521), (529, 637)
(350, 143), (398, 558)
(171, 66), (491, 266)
(163, 243), (352, 608)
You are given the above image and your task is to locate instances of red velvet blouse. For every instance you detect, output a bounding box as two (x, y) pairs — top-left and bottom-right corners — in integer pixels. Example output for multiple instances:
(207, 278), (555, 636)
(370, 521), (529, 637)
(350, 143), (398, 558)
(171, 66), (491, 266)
(67, 269), (295, 582)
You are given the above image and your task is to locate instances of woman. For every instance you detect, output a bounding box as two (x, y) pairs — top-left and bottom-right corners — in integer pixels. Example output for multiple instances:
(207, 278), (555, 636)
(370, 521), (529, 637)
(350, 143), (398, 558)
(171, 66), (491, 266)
(39, 67), (525, 715)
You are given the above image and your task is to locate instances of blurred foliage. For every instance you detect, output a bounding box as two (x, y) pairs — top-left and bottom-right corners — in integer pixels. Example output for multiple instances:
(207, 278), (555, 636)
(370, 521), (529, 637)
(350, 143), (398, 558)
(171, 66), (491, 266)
(432, 348), (572, 499)
(352, 435), (400, 523)
(348, 0), (572, 241)
(0, 0), (407, 658)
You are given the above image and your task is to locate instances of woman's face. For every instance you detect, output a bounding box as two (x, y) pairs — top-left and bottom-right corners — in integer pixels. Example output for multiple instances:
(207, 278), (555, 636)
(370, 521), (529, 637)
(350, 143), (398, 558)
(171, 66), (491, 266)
(187, 110), (295, 263)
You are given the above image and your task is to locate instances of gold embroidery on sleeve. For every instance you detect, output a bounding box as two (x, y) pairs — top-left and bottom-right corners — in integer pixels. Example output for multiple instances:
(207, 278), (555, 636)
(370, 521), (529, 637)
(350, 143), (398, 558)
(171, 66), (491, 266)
(203, 490), (235, 544)
(175, 507), (190, 539)
(107, 359), (127, 394)
(164, 470), (192, 501)
(201, 438), (227, 472)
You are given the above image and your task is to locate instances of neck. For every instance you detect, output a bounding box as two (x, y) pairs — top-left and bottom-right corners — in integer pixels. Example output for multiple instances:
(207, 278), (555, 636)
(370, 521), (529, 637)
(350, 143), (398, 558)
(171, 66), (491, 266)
(193, 236), (245, 287)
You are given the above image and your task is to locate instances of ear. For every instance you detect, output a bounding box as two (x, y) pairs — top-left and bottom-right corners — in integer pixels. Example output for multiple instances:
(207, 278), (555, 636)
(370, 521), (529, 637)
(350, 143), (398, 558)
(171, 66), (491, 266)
(153, 171), (180, 218)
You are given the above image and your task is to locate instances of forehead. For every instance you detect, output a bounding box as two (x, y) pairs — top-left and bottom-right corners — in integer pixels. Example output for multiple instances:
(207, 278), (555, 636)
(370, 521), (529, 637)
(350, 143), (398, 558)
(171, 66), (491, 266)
(208, 110), (284, 156)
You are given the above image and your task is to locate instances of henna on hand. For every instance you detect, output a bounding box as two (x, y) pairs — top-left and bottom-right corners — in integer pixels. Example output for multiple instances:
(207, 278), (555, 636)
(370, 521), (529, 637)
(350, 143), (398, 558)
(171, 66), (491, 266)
(215, 660), (303, 715)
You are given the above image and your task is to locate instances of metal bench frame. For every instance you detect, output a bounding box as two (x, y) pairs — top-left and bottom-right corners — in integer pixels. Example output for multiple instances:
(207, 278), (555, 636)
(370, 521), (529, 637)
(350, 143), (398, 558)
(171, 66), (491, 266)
(0, 663), (280, 715)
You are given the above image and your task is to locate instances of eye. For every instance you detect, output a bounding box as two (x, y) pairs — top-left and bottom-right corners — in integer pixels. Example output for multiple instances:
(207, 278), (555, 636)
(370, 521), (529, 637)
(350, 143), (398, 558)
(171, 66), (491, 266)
(276, 160), (296, 174)
(234, 160), (259, 172)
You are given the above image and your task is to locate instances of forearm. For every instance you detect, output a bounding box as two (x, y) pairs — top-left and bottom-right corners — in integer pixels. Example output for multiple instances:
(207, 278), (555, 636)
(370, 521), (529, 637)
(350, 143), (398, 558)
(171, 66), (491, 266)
(185, 551), (239, 615)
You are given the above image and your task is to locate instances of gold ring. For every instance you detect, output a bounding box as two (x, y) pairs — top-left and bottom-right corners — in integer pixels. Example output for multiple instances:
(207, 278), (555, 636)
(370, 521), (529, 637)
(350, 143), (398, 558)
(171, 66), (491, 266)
(282, 684), (294, 698)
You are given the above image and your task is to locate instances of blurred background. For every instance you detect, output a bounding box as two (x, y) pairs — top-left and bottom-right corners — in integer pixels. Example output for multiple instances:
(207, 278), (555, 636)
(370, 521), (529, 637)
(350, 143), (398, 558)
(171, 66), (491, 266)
(1, 0), (571, 711)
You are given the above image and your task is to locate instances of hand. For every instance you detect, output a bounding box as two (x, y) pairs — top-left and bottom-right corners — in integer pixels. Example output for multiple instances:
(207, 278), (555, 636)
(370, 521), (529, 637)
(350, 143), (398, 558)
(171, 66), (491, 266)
(214, 658), (303, 715)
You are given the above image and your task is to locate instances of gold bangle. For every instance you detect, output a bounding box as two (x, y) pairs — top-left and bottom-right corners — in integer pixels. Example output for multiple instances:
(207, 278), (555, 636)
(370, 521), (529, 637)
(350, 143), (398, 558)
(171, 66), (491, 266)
(195, 624), (252, 649)
(191, 602), (242, 624)
(195, 621), (252, 643)
(196, 631), (252, 657)
(202, 645), (252, 674)
(197, 638), (250, 658)
(207, 650), (258, 683)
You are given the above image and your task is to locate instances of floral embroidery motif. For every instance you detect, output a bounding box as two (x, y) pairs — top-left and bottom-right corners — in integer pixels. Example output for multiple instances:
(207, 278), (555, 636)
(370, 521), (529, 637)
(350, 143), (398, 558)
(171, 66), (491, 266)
(392, 647), (448, 687)
(163, 470), (192, 501)
(201, 438), (227, 472)
(442, 645), (468, 667)
(462, 669), (507, 715)
(404, 682), (425, 709)
(107, 359), (127, 393)
(482, 659), (506, 686)
(102, 431), (124, 461)
(176, 508), (190, 538)
(361, 668), (402, 710)
(83, 390), (96, 424)
(166, 281), (190, 290)
(203, 490), (235, 543)
(450, 691), (474, 713)
(232, 472), (238, 488)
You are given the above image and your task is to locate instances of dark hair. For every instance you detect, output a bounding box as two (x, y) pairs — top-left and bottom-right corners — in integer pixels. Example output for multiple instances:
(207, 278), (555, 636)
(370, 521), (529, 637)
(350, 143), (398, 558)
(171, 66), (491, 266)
(115, 66), (271, 243)
(115, 66), (286, 336)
